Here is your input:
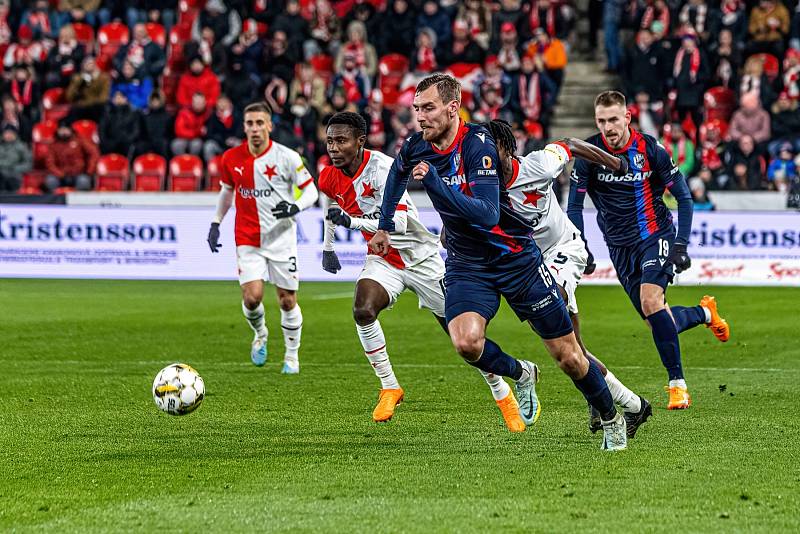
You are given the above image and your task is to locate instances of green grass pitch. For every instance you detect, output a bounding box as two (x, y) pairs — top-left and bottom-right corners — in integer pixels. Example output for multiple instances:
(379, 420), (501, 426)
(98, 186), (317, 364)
(1, 279), (798, 532)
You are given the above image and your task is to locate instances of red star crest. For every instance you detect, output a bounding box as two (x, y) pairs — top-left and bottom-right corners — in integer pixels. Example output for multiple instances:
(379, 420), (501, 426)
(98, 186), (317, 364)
(264, 164), (278, 180)
(523, 189), (544, 206)
(361, 182), (376, 198)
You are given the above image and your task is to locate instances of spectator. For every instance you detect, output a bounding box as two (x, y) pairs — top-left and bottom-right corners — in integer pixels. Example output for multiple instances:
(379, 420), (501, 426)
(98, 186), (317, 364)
(329, 53), (370, 110)
(99, 90), (140, 157)
(678, 0), (710, 42)
(110, 60), (153, 110)
(176, 56), (221, 109)
(623, 29), (664, 101)
(721, 135), (766, 190)
(289, 62), (326, 113)
(172, 92), (210, 157)
(272, 93), (317, 162)
(496, 21), (522, 74)
(44, 120), (98, 192)
(663, 122), (696, 177)
(8, 64), (40, 122)
(492, 0), (528, 51)
(335, 21), (377, 79)
(378, 0), (417, 57)
(410, 28), (439, 75)
(688, 176), (715, 210)
(0, 96), (32, 142)
(629, 92), (664, 138)
(21, 0), (56, 41)
(0, 0), (10, 51)
(203, 95), (241, 162)
(192, 0), (241, 49)
(729, 91), (771, 145)
(223, 57), (258, 114)
(528, 27), (567, 93)
(699, 121), (726, 177)
(135, 91), (171, 158)
(767, 142), (798, 192)
(739, 54), (777, 109)
(272, 0), (310, 53)
(65, 56), (111, 123)
(440, 18), (485, 67)
(769, 91), (800, 155)
(528, 0), (571, 41)
(126, 0), (177, 32)
(364, 89), (393, 152)
(191, 26), (227, 76)
(639, 0), (671, 39)
(343, 1), (379, 40)
(418, 1), (452, 50)
(748, 0), (790, 57)
(0, 125), (31, 192)
(510, 51), (559, 132)
(792, 3), (800, 50)
(783, 48), (800, 100)
(113, 23), (165, 81)
(458, 0), (492, 50)
(262, 30), (299, 86)
(42, 24), (84, 89)
(709, 28), (742, 89)
(57, 0), (101, 28)
(4, 25), (47, 70)
(710, 0), (747, 44)
(308, 0), (341, 59)
(228, 18), (263, 77)
(671, 29), (708, 131)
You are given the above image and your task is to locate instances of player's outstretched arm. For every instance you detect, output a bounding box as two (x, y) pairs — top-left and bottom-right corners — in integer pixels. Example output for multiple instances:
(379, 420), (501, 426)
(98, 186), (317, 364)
(561, 138), (628, 175)
(208, 183), (234, 252)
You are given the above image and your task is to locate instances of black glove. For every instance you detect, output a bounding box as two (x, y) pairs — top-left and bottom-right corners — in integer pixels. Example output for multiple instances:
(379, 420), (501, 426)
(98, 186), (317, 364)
(669, 242), (691, 273)
(322, 250), (342, 273)
(614, 154), (629, 176)
(207, 222), (221, 253)
(271, 201), (300, 219)
(326, 207), (352, 228)
(584, 248), (596, 275)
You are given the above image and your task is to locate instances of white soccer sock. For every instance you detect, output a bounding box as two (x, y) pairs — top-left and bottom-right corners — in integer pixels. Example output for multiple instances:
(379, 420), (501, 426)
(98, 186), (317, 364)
(702, 306), (712, 323)
(242, 301), (268, 338)
(280, 305), (302, 364)
(356, 320), (400, 390)
(669, 378), (688, 389)
(604, 370), (641, 413)
(480, 370), (511, 401)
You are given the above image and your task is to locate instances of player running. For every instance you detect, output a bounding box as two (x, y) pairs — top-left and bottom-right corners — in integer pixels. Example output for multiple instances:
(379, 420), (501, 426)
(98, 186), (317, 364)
(206, 101), (319, 374)
(568, 91), (730, 410)
(372, 73), (628, 451)
(319, 112), (528, 432)
(485, 118), (652, 437)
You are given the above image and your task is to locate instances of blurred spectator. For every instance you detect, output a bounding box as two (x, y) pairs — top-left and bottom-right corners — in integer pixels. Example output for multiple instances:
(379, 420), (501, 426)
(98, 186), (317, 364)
(65, 56), (110, 123)
(623, 29), (664, 101)
(378, 0), (417, 56)
(43, 25), (84, 89)
(767, 142), (798, 192)
(21, 0), (56, 41)
(57, 0), (101, 28)
(172, 92), (210, 156)
(4, 25), (46, 70)
(671, 30), (708, 130)
(740, 54), (777, 109)
(699, 121), (726, 177)
(688, 176), (715, 210)
(1, 96), (32, 142)
(308, 0), (341, 59)
(458, 0), (492, 50)
(492, 0), (528, 51)
(229, 19), (263, 76)
(708, 28), (742, 89)
(792, 3), (800, 50)
(203, 95), (241, 162)
(721, 135), (767, 190)
(496, 21), (522, 73)
(193, 26), (228, 76)
(528, 28), (567, 93)
(126, 0), (177, 32)
(710, 0), (747, 44)
(678, 0), (710, 42)
(440, 18), (485, 67)
(282, 92), (318, 162)
(289, 62), (326, 113)
(329, 53), (370, 109)
(748, 0), (790, 57)
(99, 90), (140, 156)
(44, 120), (98, 192)
(192, 0), (241, 49)
(729, 91), (771, 145)
(528, 0), (571, 41)
(769, 91), (800, 155)
(8, 64), (40, 122)
(410, 28), (439, 75)
(629, 92), (664, 138)
(602, 0), (623, 72)
(418, 1), (453, 50)
(336, 21), (377, 79)
(0, 125), (31, 192)
(262, 30), (299, 86)
(135, 91), (171, 158)
(784, 48), (800, 100)
(638, 0), (670, 40)
(0, 1), (9, 51)
(110, 60), (153, 110)
(364, 89), (393, 152)
(113, 23), (165, 81)
(177, 56), (221, 109)
(272, 0), (310, 54)
(663, 122), (696, 177)
(224, 57), (258, 114)
(344, 1), (379, 41)
(511, 53), (556, 133)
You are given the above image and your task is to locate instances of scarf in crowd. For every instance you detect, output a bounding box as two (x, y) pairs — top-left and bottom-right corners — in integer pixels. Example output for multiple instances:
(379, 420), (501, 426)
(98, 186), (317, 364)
(641, 2), (670, 33)
(519, 71), (541, 121)
(498, 45), (521, 72)
(680, 3), (707, 34)
(665, 135), (688, 166)
(416, 46), (436, 73)
(785, 65), (800, 99)
(27, 11), (50, 36)
(529, 2), (556, 37)
(674, 46), (700, 82)
(11, 79), (33, 108)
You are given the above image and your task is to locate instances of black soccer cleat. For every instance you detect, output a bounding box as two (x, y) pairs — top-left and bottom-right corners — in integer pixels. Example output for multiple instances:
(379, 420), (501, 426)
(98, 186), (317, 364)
(588, 403), (602, 434)
(624, 396), (652, 438)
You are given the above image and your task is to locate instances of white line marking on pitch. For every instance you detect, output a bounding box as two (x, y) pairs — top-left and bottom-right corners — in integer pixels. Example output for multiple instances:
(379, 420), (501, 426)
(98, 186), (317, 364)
(310, 292), (353, 300)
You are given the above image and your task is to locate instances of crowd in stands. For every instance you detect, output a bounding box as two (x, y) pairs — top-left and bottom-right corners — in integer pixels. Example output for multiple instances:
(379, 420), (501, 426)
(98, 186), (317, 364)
(0, 0), (796, 203)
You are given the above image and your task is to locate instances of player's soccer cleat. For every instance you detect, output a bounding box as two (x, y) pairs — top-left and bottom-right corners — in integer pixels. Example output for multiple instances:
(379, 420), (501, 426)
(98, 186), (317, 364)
(588, 404), (602, 434)
(665, 385), (691, 410)
(623, 396), (652, 438)
(372, 388), (404, 422)
(250, 336), (267, 366)
(514, 361), (541, 426)
(281, 361), (299, 374)
(700, 295), (730, 342)
(601, 412), (628, 451)
(495, 391), (526, 433)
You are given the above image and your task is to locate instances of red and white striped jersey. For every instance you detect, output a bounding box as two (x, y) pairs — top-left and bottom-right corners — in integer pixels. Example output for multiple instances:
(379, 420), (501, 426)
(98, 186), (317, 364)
(220, 140), (314, 259)
(506, 142), (581, 253)
(318, 149), (439, 269)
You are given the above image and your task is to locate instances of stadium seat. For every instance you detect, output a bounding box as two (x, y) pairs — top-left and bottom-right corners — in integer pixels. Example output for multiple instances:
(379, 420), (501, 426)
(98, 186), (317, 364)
(703, 86), (736, 122)
(97, 23), (130, 70)
(310, 54), (334, 85)
(132, 153), (167, 191)
(42, 88), (69, 122)
(72, 22), (95, 52)
(72, 120), (99, 145)
(145, 22), (166, 48)
(168, 154), (203, 191)
(206, 155), (223, 191)
(32, 120), (57, 169)
(22, 170), (47, 191)
(96, 154), (130, 191)
(378, 54), (410, 108)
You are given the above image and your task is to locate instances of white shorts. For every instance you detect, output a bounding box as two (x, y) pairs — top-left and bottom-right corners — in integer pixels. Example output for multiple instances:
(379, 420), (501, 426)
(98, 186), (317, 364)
(358, 253), (446, 317)
(543, 237), (588, 315)
(236, 245), (299, 290)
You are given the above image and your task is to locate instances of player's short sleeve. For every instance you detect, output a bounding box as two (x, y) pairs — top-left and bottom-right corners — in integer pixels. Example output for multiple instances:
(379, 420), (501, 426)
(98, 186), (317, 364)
(287, 150), (315, 189)
(463, 129), (500, 185)
(317, 166), (333, 198)
(652, 139), (683, 186)
(220, 152), (235, 187)
(523, 143), (571, 182)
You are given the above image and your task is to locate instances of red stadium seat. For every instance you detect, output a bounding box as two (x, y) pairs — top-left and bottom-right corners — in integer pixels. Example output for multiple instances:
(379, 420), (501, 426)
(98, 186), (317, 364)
(206, 155), (223, 191)
(145, 22), (166, 48)
(378, 54), (409, 108)
(310, 54), (334, 85)
(22, 170), (47, 191)
(32, 120), (57, 169)
(169, 154), (203, 191)
(703, 86), (736, 122)
(97, 23), (130, 70)
(72, 23), (95, 52)
(132, 153), (167, 191)
(72, 119), (99, 145)
(96, 154), (130, 191)
(42, 88), (69, 122)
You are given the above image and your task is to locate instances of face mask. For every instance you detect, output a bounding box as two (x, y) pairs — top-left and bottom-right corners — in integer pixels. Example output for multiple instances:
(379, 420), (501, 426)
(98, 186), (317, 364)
(291, 104), (308, 116)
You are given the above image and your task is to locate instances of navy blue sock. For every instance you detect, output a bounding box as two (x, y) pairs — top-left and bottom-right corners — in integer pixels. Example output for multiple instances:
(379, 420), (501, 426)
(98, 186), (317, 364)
(468, 338), (522, 380)
(647, 309), (684, 381)
(572, 359), (616, 421)
(671, 305), (706, 333)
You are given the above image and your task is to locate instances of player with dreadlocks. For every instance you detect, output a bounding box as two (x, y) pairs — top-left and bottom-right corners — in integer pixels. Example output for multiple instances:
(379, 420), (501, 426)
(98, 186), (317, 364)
(486, 119), (653, 438)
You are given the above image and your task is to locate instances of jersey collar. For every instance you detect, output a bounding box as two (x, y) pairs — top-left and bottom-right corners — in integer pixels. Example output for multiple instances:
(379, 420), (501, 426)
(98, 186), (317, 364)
(601, 127), (636, 155)
(430, 120), (468, 155)
(506, 158), (521, 188)
(350, 149), (372, 180)
(249, 138), (273, 159)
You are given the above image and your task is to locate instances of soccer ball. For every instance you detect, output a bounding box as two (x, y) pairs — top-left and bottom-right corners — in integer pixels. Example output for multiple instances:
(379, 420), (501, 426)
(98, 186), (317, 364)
(152, 363), (205, 415)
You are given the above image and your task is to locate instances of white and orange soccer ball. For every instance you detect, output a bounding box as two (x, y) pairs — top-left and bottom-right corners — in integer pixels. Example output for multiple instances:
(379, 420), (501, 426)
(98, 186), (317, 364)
(152, 363), (205, 415)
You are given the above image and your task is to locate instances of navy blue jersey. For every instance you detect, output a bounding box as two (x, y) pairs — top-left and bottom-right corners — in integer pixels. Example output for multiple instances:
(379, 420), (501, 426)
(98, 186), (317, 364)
(568, 128), (692, 247)
(379, 121), (534, 263)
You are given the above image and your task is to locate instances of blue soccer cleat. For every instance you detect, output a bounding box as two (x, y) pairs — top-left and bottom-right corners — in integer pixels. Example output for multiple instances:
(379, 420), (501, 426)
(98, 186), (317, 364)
(281, 361), (299, 374)
(514, 360), (541, 426)
(251, 336), (267, 366)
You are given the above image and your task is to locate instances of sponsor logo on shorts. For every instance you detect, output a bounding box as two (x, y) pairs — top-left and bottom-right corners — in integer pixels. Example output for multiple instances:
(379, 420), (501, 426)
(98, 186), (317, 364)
(530, 294), (554, 313)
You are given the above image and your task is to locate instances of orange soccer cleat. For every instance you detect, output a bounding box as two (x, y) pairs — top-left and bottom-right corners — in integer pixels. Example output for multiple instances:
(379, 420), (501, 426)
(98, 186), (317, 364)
(665, 385), (692, 410)
(495, 391), (526, 433)
(372, 388), (404, 422)
(700, 295), (730, 342)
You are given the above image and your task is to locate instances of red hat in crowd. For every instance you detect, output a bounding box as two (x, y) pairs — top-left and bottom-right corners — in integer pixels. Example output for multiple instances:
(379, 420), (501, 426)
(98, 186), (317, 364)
(501, 22), (516, 34)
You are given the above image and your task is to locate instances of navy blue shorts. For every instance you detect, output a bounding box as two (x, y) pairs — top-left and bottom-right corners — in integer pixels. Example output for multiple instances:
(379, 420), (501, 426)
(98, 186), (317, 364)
(443, 247), (573, 340)
(608, 229), (675, 318)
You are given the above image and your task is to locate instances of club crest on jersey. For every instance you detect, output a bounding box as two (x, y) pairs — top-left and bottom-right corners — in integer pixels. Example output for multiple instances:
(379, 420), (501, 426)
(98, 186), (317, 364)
(633, 153), (645, 169)
(453, 152), (461, 170)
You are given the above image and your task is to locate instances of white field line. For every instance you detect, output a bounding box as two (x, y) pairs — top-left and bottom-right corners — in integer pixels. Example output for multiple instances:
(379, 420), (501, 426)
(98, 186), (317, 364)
(309, 292), (353, 300)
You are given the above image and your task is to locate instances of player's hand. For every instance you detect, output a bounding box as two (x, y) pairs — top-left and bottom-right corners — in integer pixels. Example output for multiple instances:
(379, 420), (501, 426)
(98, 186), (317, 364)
(326, 207), (352, 228)
(615, 154), (629, 176)
(272, 201), (300, 219)
(207, 222), (222, 253)
(369, 229), (391, 256)
(669, 243), (691, 273)
(321, 250), (342, 274)
(412, 161), (431, 181)
(584, 248), (596, 275)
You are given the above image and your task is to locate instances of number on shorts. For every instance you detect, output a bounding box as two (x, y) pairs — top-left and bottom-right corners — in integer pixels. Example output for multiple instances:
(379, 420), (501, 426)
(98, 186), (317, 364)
(553, 252), (568, 265)
(659, 239), (670, 258)
(538, 264), (553, 286)
(288, 256), (297, 273)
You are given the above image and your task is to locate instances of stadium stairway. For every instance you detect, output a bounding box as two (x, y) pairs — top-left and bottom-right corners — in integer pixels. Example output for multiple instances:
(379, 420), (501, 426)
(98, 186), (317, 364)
(550, 60), (619, 141)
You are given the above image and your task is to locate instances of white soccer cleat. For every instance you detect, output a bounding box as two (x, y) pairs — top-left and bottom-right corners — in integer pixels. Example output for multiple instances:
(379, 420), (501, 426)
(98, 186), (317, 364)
(601, 412), (628, 451)
(251, 336), (267, 367)
(514, 360), (541, 426)
(281, 361), (299, 374)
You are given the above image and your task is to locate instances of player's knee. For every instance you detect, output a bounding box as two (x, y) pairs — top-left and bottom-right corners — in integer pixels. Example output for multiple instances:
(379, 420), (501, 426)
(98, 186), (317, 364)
(452, 334), (484, 362)
(557, 350), (585, 378)
(278, 295), (296, 311)
(640, 296), (662, 316)
(243, 294), (261, 310)
(352, 304), (379, 326)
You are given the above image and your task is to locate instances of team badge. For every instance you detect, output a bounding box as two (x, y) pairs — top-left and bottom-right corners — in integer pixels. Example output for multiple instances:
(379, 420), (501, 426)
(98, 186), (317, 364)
(633, 153), (645, 169)
(482, 156), (492, 169)
(453, 152), (461, 170)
